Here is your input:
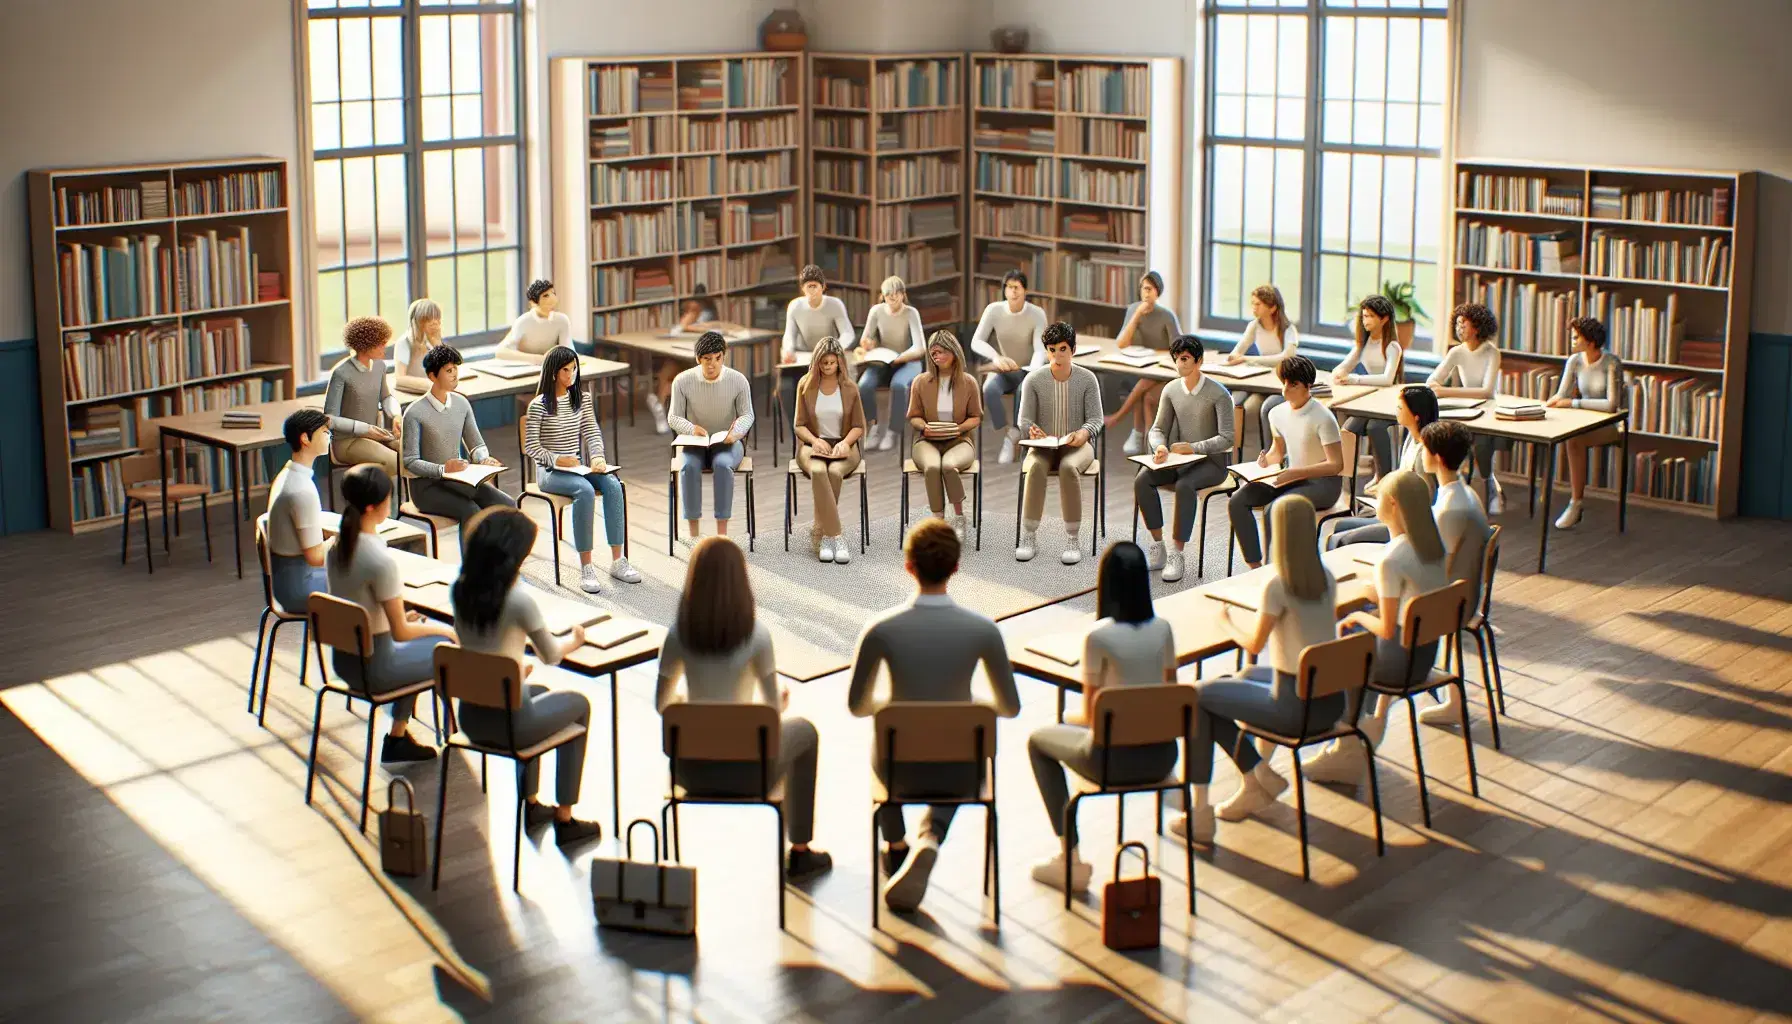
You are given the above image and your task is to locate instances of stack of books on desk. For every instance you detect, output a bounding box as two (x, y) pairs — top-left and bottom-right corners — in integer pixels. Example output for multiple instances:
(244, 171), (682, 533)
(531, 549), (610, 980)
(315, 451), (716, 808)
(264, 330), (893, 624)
(1309, 382), (1332, 398)
(221, 409), (262, 429)
(1494, 401), (1546, 421)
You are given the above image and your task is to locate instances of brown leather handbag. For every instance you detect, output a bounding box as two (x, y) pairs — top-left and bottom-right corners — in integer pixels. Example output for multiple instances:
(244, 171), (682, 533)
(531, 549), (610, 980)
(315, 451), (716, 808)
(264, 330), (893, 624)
(1102, 842), (1161, 950)
(380, 778), (429, 877)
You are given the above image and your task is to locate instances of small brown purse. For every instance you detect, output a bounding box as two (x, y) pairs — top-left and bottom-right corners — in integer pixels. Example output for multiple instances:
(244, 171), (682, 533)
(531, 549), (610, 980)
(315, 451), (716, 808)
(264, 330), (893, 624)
(379, 778), (429, 877)
(1102, 842), (1161, 950)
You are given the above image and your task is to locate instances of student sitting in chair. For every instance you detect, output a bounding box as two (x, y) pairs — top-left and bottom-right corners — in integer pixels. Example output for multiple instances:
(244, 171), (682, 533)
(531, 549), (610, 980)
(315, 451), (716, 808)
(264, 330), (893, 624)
(267, 409), (333, 612)
(524, 346), (640, 592)
(496, 278), (574, 364)
(401, 344), (516, 523)
(668, 331), (755, 543)
(1230, 354), (1345, 570)
(792, 336), (867, 564)
(906, 330), (981, 543)
(325, 316), (402, 479)
(1014, 321), (1103, 566)
(1135, 334), (1235, 583)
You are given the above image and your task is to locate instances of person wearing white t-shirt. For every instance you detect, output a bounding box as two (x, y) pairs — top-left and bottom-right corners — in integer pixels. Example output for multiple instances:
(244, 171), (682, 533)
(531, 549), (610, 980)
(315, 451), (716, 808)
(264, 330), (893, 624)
(1327, 385), (1440, 548)
(856, 276), (927, 452)
(1225, 284), (1300, 455)
(1412, 419), (1492, 727)
(266, 409), (333, 613)
(1230, 355), (1345, 569)
(1547, 316), (1627, 529)
(969, 270), (1049, 464)
(1427, 302), (1508, 513)
(496, 279), (574, 364)
(1335, 295), (1405, 485)
(1170, 496), (1340, 843)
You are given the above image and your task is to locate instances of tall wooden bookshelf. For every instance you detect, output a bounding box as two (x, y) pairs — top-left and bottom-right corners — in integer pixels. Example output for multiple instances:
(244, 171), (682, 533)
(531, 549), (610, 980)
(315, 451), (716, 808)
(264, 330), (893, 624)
(967, 53), (1182, 336)
(807, 52), (967, 331)
(27, 157), (295, 533)
(549, 54), (807, 338)
(1451, 159), (1757, 517)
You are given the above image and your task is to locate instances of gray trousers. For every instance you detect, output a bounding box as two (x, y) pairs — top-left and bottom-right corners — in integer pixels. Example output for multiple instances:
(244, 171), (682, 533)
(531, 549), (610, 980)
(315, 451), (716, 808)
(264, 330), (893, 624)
(1326, 518), (1390, 549)
(1028, 724), (1179, 849)
(270, 554), (326, 616)
(458, 685), (591, 806)
(1189, 666), (1349, 782)
(875, 762), (984, 844)
(1342, 417), (1397, 477)
(981, 368), (1028, 430)
(1135, 459), (1229, 542)
(409, 476), (517, 522)
(1374, 633), (1442, 689)
(1232, 392), (1286, 456)
(330, 632), (446, 723)
(1230, 475), (1344, 564)
(674, 717), (818, 844)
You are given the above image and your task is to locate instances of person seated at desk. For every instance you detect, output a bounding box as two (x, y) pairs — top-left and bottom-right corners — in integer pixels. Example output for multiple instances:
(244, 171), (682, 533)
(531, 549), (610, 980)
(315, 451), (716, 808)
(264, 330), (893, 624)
(496, 279), (573, 365)
(524, 346), (640, 592)
(793, 336), (867, 564)
(847, 519), (1020, 913)
(450, 507), (602, 846)
(1224, 284), (1300, 456)
(326, 466), (455, 764)
(267, 409), (333, 612)
(1027, 541), (1180, 894)
(781, 264), (856, 430)
(1230, 354), (1345, 570)
(1427, 302), (1507, 512)
(906, 330), (981, 542)
(1304, 470), (1449, 783)
(968, 270), (1048, 465)
(657, 536), (833, 882)
(401, 344), (516, 524)
(1136, 335), (1236, 582)
(1326, 384), (1440, 548)
(1015, 322), (1104, 566)
(392, 297), (442, 393)
(1548, 316), (1625, 530)
(325, 316), (403, 479)
(1168, 496), (1334, 842)
(669, 331), (754, 543)
(1335, 295), (1405, 488)
(647, 286), (719, 435)
(1102, 270), (1183, 456)
(856, 276), (926, 453)
(1409, 419), (1491, 729)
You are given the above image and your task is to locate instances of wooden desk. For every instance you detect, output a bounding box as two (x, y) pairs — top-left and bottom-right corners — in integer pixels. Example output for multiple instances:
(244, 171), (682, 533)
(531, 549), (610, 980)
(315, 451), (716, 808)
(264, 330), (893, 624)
(317, 510), (428, 552)
(390, 354), (630, 452)
(591, 325), (779, 437)
(1008, 544), (1381, 720)
(1074, 338), (1358, 401)
(1329, 386), (1629, 574)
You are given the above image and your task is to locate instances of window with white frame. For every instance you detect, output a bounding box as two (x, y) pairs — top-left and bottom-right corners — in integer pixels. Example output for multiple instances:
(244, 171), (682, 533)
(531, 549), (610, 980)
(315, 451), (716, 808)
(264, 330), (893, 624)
(304, 0), (523, 374)
(1202, 0), (1449, 344)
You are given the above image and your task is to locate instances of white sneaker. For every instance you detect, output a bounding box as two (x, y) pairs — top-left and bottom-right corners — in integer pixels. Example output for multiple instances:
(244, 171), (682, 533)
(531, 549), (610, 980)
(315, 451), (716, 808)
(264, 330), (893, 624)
(1417, 692), (1463, 726)
(608, 557), (642, 584)
(950, 514), (969, 544)
(1554, 500), (1583, 530)
(1216, 774), (1280, 822)
(1122, 429), (1146, 456)
(646, 394), (671, 435)
(877, 425), (896, 452)
(1162, 549), (1185, 583)
(579, 563), (604, 594)
(882, 837), (938, 912)
(1030, 851), (1093, 893)
(1253, 760), (1290, 799)
(1169, 805), (1216, 844)
(818, 535), (836, 563)
(831, 536), (851, 564)
(1144, 540), (1166, 571)
(1015, 530), (1037, 562)
(1061, 531), (1082, 566)
(998, 435), (1017, 464)
(1302, 739), (1366, 786)
(864, 423), (884, 450)
(1358, 713), (1388, 750)
(1488, 480), (1505, 516)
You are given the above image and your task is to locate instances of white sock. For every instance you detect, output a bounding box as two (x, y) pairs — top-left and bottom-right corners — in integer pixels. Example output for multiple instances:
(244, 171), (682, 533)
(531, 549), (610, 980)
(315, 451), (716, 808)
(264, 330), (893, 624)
(1191, 784), (1210, 810)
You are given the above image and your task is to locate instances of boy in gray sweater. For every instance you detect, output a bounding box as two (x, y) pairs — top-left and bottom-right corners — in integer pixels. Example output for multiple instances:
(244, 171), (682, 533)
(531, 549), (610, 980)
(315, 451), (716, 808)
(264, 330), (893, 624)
(669, 331), (755, 540)
(400, 344), (516, 522)
(1135, 334), (1235, 582)
(1015, 322), (1104, 566)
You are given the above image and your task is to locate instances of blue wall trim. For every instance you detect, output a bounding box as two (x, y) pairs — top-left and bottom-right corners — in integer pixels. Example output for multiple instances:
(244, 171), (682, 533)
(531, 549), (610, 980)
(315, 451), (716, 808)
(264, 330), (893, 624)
(0, 337), (46, 535)
(1741, 331), (1792, 520)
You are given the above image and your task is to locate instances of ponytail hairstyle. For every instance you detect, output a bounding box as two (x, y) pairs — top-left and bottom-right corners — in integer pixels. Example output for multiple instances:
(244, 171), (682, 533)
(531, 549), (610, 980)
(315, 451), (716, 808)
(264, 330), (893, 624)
(1356, 294), (1402, 375)
(536, 345), (582, 416)
(1251, 283), (1292, 339)
(451, 507), (538, 634)
(334, 464), (392, 571)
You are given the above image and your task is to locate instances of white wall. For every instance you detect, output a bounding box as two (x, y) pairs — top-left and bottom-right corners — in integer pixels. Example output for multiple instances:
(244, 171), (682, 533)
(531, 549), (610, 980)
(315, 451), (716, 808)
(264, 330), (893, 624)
(0, 0), (302, 342)
(1456, 0), (1792, 333)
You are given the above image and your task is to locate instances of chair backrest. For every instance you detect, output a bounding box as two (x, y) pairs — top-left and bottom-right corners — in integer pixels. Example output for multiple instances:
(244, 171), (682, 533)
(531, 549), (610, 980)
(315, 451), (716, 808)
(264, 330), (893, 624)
(514, 418), (536, 485)
(1478, 524), (1502, 620)
(874, 702), (997, 765)
(119, 451), (171, 487)
(1088, 685), (1198, 747)
(661, 702), (782, 763)
(1295, 631), (1377, 700)
(1400, 579), (1472, 649)
(433, 643), (525, 712)
(307, 592), (375, 657)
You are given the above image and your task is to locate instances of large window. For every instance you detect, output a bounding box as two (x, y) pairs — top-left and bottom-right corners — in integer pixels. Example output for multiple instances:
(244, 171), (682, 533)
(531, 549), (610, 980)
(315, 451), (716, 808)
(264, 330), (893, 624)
(1202, 0), (1449, 343)
(305, 0), (522, 373)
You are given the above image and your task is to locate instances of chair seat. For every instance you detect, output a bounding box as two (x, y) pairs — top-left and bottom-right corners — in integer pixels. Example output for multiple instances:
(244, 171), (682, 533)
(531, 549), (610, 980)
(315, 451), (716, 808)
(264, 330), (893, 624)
(1083, 460), (1101, 476)
(670, 777), (787, 804)
(902, 459), (982, 476)
(447, 722), (589, 763)
(1465, 612), (1486, 632)
(1070, 772), (1182, 797)
(399, 501), (460, 528)
(870, 774), (994, 805)
(1368, 666), (1461, 695)
(1240, 720), (1361, 748)
(321, 675), (438, 706)
(669, 456), (753, 474)
(522, 483), (576, 508)
(787, 458), (868, 477)
(126, 482), (209, 501)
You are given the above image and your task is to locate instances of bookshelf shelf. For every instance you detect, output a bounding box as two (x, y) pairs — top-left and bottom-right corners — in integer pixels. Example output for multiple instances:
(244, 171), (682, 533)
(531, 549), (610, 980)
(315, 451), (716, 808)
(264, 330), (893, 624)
(1453, 159), (1756, 517)
(29, 157), (296, 533)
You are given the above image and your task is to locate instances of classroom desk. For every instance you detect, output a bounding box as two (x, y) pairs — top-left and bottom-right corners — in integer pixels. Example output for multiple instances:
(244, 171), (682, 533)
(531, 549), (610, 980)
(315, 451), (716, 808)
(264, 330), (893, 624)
(1074, 337), (1352, 400)
(390, 354), (631, 452)
(1008, 544), (1381, 721)
(1328, 386), (1629, 574)
(393, 545), (666, 839)
(590, 325), (780, 438)
(317, 510), (429, 552)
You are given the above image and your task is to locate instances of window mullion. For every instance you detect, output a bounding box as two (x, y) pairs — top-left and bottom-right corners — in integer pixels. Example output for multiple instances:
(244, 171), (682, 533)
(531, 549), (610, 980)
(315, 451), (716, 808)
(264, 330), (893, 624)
(404, 0), (429, 310)
(1302, 0), (1324, 331)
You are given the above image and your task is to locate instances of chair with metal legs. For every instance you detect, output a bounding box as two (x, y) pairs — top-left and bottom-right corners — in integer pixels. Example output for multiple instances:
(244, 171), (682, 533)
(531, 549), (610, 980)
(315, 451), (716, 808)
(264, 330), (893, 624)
(1362, 580), (1478, 829)
(1012, 448), (1106, 557)
(785, 458), (870, 554)
(898, 427), (982, 548)
(666, 455), (755, 555)
(659, 702), (788, 929)
(248, 515), (311, 725)
(119, 450), (212, 574)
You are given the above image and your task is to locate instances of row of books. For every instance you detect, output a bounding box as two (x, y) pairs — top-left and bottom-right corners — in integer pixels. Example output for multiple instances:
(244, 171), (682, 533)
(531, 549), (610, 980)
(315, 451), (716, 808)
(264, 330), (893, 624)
(1062, 210), (1145, 246)
(727, 59), (794, 108)
(910, 287), (957, 326)
(596, 302), (676, 335)
(1455, 172), (1583, 215)
(1060, 120), (1146, 161)
(176, 228), (263, 312)
(830, 287), (873, 323)
(1496, 443), (1716, 507)
(975, 200), (1052, 238)
(977, 242), (1044, 283)
(175, 170), (282, 216)
(69, 404), (138, 458)
(676, 254), (723, 295)
(591, 165), (673, 204)
(1457, 274), (1577, 355)
(678, 203), (721, 249)
(57, 235), (173, 325)
(813, 115), (868, 149)
(590, 117), (674, 159)
(816, 240), (867, 283)
(976, 154), (1051, 196)
(876, 111), (962, 151)
(1589, 184), (1730, 226)
(1454, 223), (1581, 274)
(54, 180), (167, 226)
(727, 244), (796, 290)
(593, 265), (674, 309)
(728, 152), (795, 193)
(877, 156), (961, 199)
(725, 112), (800, 149)
(1584, 286), (1690, 365)
(591, 207), (677, 261)
(814, 200), (863, 238)
(976, 61), (1055, 111)
(1586, 231), (1730, 287)
(678, 65), (724, 110)
(684, 118), (723, 151)
(974, 123), (1056, 154)
(875, 60), (960, 109)
(589, 66), (675, 115)
(878, 201), (957, 241)
(1053, 252), (1145, 306)
(680, 157), (721, 198)
(877, 242), (958, 285)
(1056, 65), (1149, 116)
(727, 200), (796, 243)
(813, 73), (870, 108)
(815, 157), (868, 194)
(62, 318), (257, 401)
(1061, 163), (1144, 207)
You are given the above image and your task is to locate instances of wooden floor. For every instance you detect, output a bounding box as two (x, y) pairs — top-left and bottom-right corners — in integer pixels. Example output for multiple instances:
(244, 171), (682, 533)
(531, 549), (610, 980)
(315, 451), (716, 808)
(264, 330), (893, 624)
(2, 401), (1790, 1024)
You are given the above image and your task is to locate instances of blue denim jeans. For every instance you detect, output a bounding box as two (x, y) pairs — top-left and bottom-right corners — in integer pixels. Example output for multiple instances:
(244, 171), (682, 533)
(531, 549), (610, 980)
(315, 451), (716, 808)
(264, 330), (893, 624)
(678, 441), (745, 520)
(858, 360), (925, 430)
(538, 467), (625, 551)
(981, 368), (1029, 430)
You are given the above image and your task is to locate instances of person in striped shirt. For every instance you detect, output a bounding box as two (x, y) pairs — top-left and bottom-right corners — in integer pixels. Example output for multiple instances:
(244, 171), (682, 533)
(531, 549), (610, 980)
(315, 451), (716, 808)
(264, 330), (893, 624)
(525, 347), (641, 592)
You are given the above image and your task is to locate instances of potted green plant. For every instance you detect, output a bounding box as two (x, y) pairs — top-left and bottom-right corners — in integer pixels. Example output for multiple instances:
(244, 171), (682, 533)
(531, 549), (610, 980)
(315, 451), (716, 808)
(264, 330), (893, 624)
(1345, 280), (1429, 348)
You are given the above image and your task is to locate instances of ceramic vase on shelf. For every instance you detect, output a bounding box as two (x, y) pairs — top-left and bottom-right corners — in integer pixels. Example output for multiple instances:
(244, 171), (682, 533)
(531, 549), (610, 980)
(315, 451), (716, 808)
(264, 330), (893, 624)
(991, 26), (1030, 54)
(760, 8), (808, 51)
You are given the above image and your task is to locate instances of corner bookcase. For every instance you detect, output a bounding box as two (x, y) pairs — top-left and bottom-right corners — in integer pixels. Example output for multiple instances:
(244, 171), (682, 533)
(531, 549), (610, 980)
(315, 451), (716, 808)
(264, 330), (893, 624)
(27, 157), (295, 533)
(807, 52), (967, 332)
(549, 53), (808, 338)
(1451, 159), (1757, 517)
(967, 52), (1182, 337)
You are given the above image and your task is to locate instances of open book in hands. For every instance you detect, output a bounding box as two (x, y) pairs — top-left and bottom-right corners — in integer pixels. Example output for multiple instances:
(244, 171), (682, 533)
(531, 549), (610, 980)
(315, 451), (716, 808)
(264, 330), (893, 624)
(1019, 434), (1072, 450)
(442, 462), (503, 488)
(1128, 449), (1206, 470)
(1227, 459), (1284, 486)
(672, 433), (734, 449)
(855, 346), (902, 366)
(922, 421), (961, 440)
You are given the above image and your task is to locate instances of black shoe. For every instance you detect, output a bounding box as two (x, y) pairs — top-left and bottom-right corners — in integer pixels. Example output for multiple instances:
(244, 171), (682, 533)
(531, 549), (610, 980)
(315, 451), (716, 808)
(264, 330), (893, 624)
(380, 733), (438, 764)
(524, 800), (556, 830)
(553, 818), (602, 847)
(881, 843), (909, 878)
(787, 848), (833, 884)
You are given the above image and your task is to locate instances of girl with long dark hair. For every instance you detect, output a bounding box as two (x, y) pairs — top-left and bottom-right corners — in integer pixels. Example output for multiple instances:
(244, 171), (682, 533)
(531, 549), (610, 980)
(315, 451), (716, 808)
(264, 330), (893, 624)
(1335, 294), (1406, 485)
(524, 346), (639, 593)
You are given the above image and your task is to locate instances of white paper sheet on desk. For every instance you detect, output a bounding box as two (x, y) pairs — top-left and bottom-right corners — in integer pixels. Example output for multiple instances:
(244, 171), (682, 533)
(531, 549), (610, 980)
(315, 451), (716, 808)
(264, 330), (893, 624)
(1129, 451), (1206, 470)
(586, 618), (650, 649)
(1024, 634), (1084, 667)
(475, 360), (540, 380)
(1203, 363), (1271, 380)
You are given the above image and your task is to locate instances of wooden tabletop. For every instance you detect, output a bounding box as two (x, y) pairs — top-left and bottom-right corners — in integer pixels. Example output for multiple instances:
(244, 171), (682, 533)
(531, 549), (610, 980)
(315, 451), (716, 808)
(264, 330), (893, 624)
(1328, 385), (1628, 444)
(389, 355), (628, 406)
(595, 325), (778, 361)
(1073, 338), (1357, 401)
(147, 396), (325, 449)
(1007, 544), (1383, 690)
(317, 511), (428, 550)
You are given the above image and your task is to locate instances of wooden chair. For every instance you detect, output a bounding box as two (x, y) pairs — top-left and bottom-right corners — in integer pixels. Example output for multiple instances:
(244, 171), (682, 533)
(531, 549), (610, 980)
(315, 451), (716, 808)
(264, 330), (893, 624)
(514, 419), (630, 587)
(1061, 685), (1199, 914)
(898, 427), (982, 549)
(666, 455), (756, 555)
(1012, 447), (1107, 557)
(119, 451), (212, 574)
(248, 515), (313, 725)
(1130, 472), (1237, 578)
(1237, 632), (1386, 880)
(869, 703), (1000, 929)
(430, 645), (589, 893)
(395, 466), (459, 558)
(784, 456), (870, 554)
(303, 593), (439, 832)
(659, 702), (788, 928)
(1363, 579), (1477, 829)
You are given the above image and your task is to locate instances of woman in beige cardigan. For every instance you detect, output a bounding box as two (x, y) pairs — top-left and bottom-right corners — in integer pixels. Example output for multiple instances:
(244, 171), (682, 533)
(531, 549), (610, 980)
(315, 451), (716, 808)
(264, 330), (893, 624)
(794, 336), (868, 564)
(907, 330), (983, 543)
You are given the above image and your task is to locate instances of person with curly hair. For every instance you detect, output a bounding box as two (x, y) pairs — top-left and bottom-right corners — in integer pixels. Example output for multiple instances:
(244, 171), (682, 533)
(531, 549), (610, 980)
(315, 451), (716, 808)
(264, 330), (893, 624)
(497, 279), (574, 364)
(1546, 316), (1626, 529)
(325, 316), (404, 478)
(1427, 301), (1507, 512)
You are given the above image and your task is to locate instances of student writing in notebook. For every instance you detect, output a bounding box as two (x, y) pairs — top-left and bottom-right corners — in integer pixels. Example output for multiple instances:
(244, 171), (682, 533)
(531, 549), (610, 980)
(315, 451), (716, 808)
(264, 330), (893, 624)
(1102, 270), (1183, 456)
(400, 344), (516, 527)
(1230, 354), (1345, 569)
(1136, 335), (1235, 582)
(523, 346), (640, 592)
(1015, 322), (1104, 566)
(496, 279), (574, 364)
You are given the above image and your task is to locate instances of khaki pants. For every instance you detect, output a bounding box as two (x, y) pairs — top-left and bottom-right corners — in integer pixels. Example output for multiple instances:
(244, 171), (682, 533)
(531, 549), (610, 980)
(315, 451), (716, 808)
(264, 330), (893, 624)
(1022, 444), (1095, 528)
(912, 436), (973, 512)
(796, 442), (860, 537)
(331, 435), (398, 477)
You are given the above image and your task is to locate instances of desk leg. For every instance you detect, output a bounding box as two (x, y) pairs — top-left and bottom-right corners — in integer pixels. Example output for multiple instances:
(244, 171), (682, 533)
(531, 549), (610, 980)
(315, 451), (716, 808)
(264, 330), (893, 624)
(1618, 421), (1630, 533)
(159, 434), (172, 554)
(610, 670), (621, 842)
(234, 450), (247, 578)
(1056, 683), (1065, 724)
(1536, 442), (1557, 575)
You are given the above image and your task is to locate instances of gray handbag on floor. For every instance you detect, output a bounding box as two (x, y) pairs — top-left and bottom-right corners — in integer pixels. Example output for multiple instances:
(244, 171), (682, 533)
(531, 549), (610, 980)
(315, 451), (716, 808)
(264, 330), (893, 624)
(592, 820), (697, 936)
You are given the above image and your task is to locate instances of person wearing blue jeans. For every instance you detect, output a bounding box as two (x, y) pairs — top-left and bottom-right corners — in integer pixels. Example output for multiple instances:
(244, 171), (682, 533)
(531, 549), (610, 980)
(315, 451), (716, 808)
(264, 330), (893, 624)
(857, 276), (929, 453)
(677, 442), (744, 528)
(668, 330), (757, 543)
(524, 347), (643, 593)
(858, 360), (924, 450)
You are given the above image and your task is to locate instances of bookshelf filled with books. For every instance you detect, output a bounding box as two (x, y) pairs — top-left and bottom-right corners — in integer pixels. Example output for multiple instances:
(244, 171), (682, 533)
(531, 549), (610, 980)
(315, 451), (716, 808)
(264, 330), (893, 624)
(808, 52), (966, 331)
(551, 54), (807, 338)
(968, 53), (1181, 336)
(28, 158), (294, 533)
(1451, 160), (1756, 517)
